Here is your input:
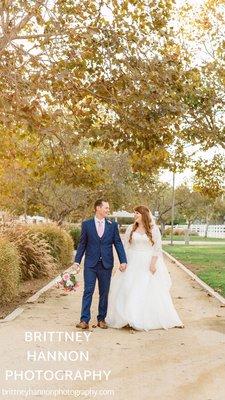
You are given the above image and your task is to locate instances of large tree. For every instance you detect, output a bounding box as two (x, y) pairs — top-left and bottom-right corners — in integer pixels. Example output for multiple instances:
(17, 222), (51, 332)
(2, 1), (221, 169)
(0, 1), (224, 219)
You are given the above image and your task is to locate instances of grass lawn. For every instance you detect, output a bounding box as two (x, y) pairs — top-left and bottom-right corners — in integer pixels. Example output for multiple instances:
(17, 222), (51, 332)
(163, 235), (225, 242)
(163, 244), (225, 297)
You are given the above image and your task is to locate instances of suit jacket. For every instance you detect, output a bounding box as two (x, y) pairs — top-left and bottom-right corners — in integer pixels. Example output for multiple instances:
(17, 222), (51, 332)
(75, 218), (127, 269)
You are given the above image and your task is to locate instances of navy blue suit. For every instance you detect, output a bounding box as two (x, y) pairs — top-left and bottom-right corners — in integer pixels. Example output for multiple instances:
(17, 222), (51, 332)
(75, 218), (127, 323)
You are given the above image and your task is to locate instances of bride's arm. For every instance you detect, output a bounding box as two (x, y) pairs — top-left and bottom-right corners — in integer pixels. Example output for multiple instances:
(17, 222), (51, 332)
(149, 225), (162, 274)
(123, 224), (132, 251)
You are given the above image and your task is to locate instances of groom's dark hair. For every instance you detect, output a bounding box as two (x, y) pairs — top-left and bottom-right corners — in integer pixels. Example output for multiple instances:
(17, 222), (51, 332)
(94, 198), (108, 211)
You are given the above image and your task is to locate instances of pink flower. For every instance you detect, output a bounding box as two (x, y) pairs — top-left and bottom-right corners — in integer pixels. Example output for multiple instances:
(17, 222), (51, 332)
(63, 273), (70, 281)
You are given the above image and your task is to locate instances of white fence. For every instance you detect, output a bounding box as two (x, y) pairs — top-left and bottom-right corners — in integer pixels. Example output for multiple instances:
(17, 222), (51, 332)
(18, 215), (50, 224)
(177, 224), (225, 239)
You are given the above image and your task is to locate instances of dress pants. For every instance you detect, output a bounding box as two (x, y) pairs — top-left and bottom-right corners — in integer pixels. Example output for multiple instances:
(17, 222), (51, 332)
(81, 260), (112, 323)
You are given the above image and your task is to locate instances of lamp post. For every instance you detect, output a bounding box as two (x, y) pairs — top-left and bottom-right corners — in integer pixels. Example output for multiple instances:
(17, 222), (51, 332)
(170, 171), (176, 246)
(166, 139), (189, 245)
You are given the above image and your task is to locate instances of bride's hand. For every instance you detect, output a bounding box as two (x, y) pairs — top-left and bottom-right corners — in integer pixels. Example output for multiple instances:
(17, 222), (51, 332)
(149, 264), (157, 275)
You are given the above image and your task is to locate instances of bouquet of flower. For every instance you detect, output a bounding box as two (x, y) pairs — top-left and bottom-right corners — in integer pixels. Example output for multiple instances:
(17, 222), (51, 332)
(57, 271), (79, 292)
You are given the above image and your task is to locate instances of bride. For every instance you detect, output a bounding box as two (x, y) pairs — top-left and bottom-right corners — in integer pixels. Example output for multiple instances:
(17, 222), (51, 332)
(106, 205), (184, 331)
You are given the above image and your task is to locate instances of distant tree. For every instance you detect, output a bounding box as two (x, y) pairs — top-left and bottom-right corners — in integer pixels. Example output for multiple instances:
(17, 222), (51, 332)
(193, 155), (225, 236)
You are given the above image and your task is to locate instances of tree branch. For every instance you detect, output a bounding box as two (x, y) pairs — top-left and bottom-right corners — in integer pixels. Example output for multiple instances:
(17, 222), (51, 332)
(0, 0), (46, 54)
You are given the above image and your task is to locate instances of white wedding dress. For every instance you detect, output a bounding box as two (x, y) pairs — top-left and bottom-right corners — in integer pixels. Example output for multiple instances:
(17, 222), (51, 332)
(106, 224), (183, 331)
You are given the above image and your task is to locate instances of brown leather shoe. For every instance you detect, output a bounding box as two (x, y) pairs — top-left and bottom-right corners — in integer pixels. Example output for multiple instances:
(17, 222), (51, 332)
(97, 320), (108, 329)
(76, 321), (89, 329)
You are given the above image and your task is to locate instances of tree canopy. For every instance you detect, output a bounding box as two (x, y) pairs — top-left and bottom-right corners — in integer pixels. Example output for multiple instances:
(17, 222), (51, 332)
(0, 0), (224, 217)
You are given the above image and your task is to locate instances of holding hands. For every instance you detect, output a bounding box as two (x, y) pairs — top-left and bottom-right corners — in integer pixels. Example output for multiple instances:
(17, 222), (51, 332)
(119, 263), (127, 272)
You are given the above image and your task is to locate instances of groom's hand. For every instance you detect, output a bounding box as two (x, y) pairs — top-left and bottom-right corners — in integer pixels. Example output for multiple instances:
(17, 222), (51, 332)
(72, 262), (81, 273)
(119, 263), (127, 272)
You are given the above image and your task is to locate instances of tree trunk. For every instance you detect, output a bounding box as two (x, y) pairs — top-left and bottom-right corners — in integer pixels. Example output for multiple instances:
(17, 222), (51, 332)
(204, 219), (210, 238)
(24, 187), (28, 222)
(184, 220), (191, 245)
(160, 221), (165, 236)
(204, 207), (212, 238)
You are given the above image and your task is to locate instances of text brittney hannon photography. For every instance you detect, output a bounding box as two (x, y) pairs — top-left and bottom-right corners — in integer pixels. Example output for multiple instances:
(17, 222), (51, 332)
(0, 0), (225, 399)
(5, 331), (111, 382)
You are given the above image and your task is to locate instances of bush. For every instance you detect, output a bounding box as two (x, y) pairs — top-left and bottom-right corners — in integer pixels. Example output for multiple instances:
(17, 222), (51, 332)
(163, 228), (171, 236)
(163, 227), (199, 237)
(69, 227), (81, 249)
(163, 228), (186, 236)
(30, 223), (74, 268)
(0, 221), (57, 280)
(0, 237), (21, 304)
(174, 228), (186, 236)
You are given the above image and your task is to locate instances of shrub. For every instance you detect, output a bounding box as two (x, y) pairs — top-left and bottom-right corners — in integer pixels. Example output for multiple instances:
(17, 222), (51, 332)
(174, 228), (186, 236)
(0, 237), (21, 304)
(163, 228), (171, 236)
(30, 223), (74, 268)
(0, 221), (57, 280)
(163, 227), (199, 237)
(69, 227), (81, 249)
(163, 228), (186, 236)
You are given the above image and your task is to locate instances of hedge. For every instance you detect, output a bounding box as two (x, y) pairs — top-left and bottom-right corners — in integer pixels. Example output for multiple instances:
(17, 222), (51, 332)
(0, 237), (21, 304)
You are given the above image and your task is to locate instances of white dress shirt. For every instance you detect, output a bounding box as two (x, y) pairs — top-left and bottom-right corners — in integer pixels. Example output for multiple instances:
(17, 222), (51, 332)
(94, 216), (105, 236)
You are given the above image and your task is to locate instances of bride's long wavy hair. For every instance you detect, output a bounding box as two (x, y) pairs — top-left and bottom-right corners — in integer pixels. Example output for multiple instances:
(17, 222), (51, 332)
(129, 205), (154, 245)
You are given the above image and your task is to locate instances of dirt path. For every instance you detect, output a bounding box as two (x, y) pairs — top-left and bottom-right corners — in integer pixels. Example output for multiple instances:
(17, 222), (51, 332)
(1, 256), (225, 400)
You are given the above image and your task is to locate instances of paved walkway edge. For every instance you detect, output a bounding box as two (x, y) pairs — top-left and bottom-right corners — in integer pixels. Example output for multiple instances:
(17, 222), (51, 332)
(163, 250), (225, 306)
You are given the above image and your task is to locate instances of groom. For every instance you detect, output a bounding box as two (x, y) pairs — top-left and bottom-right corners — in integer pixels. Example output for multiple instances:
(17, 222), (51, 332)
(73, 199), (127, 330)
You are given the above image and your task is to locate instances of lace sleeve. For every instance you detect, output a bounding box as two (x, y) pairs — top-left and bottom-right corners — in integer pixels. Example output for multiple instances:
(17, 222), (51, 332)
(152, 225), (162, 256)
(123, 224), (133, 251)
